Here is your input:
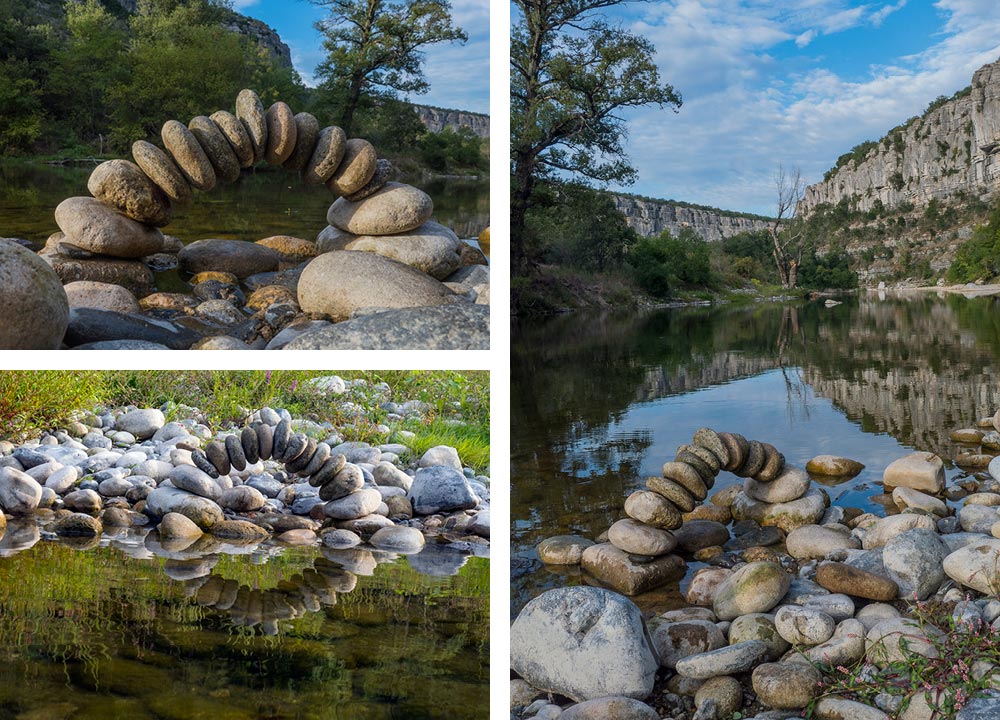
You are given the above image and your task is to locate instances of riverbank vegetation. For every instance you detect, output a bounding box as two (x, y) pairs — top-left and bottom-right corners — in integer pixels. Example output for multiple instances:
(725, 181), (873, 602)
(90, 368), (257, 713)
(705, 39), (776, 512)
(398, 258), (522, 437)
(512, 181), (855, 314)
(514, 175), (1000, 313)
(0, 0), (486, 173)
(0, 370), (489, 469)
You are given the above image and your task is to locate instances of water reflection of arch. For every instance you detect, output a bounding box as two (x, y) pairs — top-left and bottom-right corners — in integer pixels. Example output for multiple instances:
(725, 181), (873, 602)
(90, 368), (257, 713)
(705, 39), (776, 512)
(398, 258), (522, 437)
(0, 517), (484, 639)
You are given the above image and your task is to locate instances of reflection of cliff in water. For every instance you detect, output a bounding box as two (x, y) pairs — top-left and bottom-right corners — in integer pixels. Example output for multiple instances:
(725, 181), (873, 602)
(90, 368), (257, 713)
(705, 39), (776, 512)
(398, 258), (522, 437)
(512, 295), (1000, 459)
(796, 296), (1000, 455)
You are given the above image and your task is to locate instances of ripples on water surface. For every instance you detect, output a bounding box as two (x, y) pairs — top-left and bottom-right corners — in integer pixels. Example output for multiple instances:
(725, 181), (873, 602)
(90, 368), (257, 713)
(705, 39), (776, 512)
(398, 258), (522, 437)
(0, 527), (488, 720)
(511, 294), (1000, 616)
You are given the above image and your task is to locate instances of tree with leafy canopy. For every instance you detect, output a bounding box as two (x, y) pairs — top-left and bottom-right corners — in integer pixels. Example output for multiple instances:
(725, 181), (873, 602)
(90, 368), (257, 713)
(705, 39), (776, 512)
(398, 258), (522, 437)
(0, 0), (55, 153)
(511, 0), (681, 272)
(49, 0), (128, 151)
(309, 0), (467, 137)
(108, 0), (303, 149)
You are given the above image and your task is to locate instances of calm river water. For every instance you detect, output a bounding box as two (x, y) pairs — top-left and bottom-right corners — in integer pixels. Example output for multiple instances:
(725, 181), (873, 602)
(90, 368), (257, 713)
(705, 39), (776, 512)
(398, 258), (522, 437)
(511, 294), (1000, 617)
(0, 530), (488, 719)
(0, 160), (489, 245)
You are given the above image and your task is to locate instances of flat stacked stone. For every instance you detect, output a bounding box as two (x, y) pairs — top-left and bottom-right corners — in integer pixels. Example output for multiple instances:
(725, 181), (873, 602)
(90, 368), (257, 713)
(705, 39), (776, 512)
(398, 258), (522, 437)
(28, 87), (482, 346)
(575, 428), (819, 595)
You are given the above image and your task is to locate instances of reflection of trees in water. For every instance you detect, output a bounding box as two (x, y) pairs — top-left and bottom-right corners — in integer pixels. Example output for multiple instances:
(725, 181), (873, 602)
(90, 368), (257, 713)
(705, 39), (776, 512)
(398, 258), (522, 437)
(0, 160), (489, 244)
(513, 295), (1000, 466)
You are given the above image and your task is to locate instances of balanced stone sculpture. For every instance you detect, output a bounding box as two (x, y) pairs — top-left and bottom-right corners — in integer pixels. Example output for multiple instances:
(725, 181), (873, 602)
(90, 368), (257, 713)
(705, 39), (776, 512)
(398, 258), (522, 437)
(580, 428), (823, 595)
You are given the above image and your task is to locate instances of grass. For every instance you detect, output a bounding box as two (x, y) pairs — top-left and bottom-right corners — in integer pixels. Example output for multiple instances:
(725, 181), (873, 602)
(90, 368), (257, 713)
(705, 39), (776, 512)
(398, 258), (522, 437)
(807, 596), (1000, 718)
(0, 370), (490, 471)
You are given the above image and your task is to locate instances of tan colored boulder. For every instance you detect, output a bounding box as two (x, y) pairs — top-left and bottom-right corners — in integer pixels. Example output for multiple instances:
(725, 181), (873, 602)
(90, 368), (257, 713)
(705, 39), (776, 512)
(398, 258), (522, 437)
(87, 159), (172, 226)
(161, 119), (216, 192)
(132, 140), (191, 203)
(326, 137), (376, 195)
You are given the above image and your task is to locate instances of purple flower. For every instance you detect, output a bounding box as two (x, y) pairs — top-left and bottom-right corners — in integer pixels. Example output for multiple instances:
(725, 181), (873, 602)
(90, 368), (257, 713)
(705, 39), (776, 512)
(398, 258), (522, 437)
(291, 380), (298, 392)
(266, 370), (272, 383)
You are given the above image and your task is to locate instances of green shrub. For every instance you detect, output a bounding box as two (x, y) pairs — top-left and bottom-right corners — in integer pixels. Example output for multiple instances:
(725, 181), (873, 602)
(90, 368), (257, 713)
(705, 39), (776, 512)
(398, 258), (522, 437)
(0, 371), (105, 440)
(627, 227), (712, 297)
(947, 204), (1000, 282)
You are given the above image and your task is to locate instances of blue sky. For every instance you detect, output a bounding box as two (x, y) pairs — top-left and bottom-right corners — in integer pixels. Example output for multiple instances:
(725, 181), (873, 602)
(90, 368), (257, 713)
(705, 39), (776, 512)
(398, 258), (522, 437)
(230, 0), (489, 113)
(577, 0), (1000, 215)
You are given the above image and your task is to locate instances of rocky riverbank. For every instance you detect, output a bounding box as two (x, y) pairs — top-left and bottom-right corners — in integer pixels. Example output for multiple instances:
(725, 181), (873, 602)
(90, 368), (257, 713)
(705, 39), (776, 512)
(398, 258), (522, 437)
(0, 376), (491, 626)
(511, 424), (1000, 720)
(0, 88), (489, 350)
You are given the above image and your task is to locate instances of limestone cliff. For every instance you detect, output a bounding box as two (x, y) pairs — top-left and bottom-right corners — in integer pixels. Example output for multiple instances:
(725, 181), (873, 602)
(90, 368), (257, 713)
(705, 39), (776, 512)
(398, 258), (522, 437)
(800, 57), (1000, 216)
(411, 105), (489, 138)
(612, 195), (771, 241)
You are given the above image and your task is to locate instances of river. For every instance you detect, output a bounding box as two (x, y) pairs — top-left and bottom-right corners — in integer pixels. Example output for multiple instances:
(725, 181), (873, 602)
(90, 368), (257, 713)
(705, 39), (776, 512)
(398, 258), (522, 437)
(0, 160), (489, 246)
(0, 531), (488, 719)
(510, 293), (1000, 617)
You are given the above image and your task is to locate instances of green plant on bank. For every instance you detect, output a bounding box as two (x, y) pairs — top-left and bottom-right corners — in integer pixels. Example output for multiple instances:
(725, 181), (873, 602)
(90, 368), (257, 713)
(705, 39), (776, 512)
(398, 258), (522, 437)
(0, 370), (489, 470)
(0, 371), (106, 440)
(627, 227), (713, 298)
(946, 203), (1000, 283)
(807, 597), (1000, 719)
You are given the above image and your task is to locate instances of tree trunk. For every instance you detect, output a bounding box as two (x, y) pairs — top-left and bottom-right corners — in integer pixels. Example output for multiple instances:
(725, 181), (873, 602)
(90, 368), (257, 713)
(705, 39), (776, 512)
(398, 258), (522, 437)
(341, 75), (364, 137)
(511, 149), (535, 276)
(788, 259), (798, 289)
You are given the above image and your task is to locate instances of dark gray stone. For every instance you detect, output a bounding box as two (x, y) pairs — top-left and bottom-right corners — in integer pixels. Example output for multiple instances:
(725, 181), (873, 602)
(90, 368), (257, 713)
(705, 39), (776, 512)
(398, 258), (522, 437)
(272, 419), (290, 458)
(64, 308), (199, 350)
(225, 434), (247, 471)
(285, 303), (488, 350)
(255, 423), (273, 461)
(205, 441), (230, 476)
(241, 426), (259, 464)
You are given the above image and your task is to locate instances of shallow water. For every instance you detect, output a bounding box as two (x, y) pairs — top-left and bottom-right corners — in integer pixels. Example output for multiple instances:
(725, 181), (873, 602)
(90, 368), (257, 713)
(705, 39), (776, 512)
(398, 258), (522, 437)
(0, 523), (488, 719)
(0, 160), (489, 245)
(510, 293), (1000, 616)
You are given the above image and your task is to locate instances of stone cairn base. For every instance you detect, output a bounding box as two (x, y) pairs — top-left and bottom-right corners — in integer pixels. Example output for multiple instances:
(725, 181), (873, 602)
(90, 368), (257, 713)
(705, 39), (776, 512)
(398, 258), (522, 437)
(50, 89), (439, 273)
(179, 412), (377, 519)
(581, 428), (822, 595)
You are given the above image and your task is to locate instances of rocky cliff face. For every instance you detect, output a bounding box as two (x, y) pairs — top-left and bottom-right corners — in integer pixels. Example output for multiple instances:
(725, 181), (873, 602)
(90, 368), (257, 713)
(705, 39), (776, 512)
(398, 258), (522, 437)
(801, 57), (1000, 216)
(221, 13), (292, 69)
(611, 195), (771, 240)
(411, 105), (489, 138)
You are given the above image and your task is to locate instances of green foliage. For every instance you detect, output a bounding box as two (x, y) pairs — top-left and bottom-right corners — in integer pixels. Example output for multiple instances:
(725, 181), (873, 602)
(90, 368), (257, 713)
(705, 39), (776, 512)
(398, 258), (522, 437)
(627, 227), (712, 298)
(0, 370), (489, 469)
(797, 250), (857, 289)
(419, 126), (486, 172)
(0, 60), (45, 153)
(0, 0), (56, 154)
(49, 0), (127, 148)
(718, 229), (775, 284)
(808, 598), (1000, 719)
(310, 0), (467, 136)
(526, 181), (638, 272)
(947, 204), (1000, 283)
(890, 171), (905, 190)
(827, 140), (878, 180)
(0, 0), (303, 155)
(109, 0), (304, 148)
(0, 371), (106, 440)
(511, 0), (682, 268)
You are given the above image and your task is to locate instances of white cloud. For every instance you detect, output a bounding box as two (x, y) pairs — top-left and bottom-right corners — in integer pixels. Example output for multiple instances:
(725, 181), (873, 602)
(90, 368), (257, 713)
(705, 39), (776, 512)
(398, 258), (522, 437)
(796, 29), (817, 47)
(605, 0), (1000, 215)
(870, 0), (907, 26)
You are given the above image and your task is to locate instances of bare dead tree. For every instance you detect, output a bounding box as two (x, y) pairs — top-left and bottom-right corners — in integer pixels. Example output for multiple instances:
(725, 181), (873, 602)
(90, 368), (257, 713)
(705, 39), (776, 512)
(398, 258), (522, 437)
(770, 164), (806, 288)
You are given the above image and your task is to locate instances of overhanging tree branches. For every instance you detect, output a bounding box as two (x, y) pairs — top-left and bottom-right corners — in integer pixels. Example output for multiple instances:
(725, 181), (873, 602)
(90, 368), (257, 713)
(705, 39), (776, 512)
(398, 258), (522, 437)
(310, 0), (467, 136)
(511, 0), (681, 271)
